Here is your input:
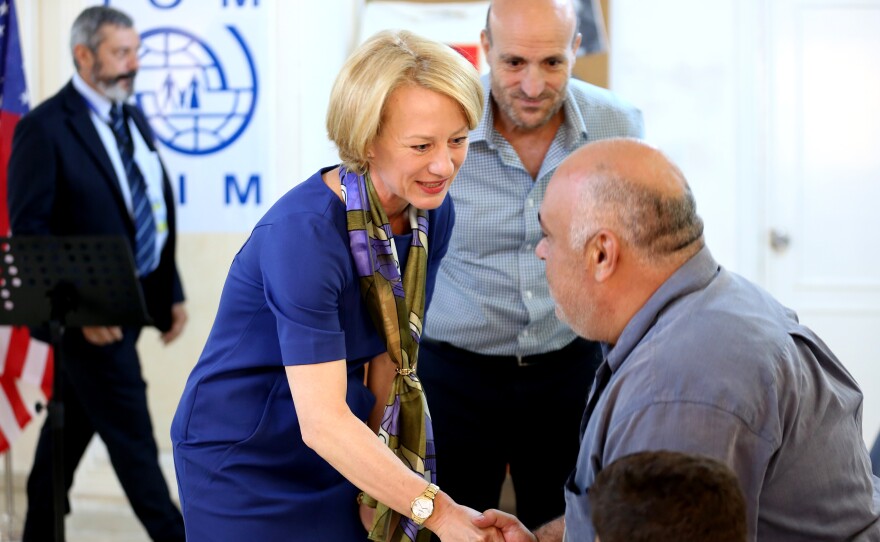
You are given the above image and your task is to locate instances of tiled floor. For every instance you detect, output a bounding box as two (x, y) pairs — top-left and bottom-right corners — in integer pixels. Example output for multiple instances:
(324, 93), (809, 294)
(0, 472), (516, 541)
(0, 474), (147, 542)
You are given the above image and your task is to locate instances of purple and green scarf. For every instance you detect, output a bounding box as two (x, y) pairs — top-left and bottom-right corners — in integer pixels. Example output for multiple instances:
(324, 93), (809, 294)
(341, 167), (436, 542)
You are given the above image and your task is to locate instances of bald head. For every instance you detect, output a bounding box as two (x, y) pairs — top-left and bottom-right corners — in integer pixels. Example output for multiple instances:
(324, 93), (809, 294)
(536, 139), (703, 344)
(564, 138), (690, 197)
(558, 138), (704, 261)
(486, 0), (580, 46)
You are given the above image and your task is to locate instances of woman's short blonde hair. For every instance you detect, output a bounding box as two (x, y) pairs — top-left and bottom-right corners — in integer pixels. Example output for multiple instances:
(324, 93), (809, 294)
(327, 29), (484, 174)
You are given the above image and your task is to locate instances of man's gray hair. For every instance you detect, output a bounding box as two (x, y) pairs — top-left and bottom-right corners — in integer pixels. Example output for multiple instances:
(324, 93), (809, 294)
(70, 6), (134, 66)
(571, 165), (705, 260)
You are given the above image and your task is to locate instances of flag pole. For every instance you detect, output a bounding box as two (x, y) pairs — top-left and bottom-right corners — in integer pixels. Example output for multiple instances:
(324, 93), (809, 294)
(1, 450), (21, 542)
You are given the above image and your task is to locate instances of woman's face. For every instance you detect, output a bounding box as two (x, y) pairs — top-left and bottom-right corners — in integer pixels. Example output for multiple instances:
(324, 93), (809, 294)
(367, 84), (470, 217)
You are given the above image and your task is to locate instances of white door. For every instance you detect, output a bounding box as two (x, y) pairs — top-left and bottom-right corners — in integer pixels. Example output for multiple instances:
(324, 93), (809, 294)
(766, 0), (880, 441)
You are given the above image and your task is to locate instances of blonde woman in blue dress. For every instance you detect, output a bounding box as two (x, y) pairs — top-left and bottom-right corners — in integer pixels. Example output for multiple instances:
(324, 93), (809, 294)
(171, 30), (504, 542)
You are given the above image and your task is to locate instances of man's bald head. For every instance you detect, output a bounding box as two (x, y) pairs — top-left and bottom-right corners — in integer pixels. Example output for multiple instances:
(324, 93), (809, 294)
(485, 0), (580, 47)
(559, 138), (704, 263)
(537, 139), (704, 343)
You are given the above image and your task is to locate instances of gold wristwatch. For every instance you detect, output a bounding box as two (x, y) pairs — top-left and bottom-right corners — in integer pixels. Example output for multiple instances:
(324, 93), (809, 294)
(410, 483), (440, 526)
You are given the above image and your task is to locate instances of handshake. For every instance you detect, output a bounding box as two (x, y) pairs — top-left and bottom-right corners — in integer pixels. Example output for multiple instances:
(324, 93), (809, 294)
(469, 509), (544, 542)
(360, 496), (556, 542)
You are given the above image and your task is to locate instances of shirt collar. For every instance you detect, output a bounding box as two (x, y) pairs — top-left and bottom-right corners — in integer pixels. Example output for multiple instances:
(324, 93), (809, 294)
(471, 73), (591, 150)
(560, 85), (590, 148)
(470, 75), (495, 145)
(604, 245), (720, 372)
(72, 72), (118, 122)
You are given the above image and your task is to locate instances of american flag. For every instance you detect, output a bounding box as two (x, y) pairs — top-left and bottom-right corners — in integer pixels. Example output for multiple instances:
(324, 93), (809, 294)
(0, 0), (53, 453)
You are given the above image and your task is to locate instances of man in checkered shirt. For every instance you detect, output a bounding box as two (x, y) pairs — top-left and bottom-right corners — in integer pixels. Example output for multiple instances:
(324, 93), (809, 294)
(419, 0), (644, 531)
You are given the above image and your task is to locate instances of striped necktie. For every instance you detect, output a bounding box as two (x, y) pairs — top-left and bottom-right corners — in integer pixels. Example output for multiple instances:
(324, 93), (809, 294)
(108, 104), (157, 277)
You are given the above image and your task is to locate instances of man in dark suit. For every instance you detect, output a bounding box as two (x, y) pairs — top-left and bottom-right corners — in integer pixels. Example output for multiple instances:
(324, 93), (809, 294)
(7, 6), (187, 541)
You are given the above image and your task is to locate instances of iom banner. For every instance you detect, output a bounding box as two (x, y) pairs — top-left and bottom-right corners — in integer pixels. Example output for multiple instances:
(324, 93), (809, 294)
(102, 0), (272, 232)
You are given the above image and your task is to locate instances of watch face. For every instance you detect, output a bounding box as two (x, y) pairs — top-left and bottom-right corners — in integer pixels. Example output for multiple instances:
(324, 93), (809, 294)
(412, 496), (434, 519)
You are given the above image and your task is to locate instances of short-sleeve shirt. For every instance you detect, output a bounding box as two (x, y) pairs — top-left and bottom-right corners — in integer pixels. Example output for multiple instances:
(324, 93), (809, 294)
(170, 167), (454, 540)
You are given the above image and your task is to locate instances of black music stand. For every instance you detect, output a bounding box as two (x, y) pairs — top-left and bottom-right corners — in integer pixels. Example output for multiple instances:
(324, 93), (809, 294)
(0, 236), (151, 542)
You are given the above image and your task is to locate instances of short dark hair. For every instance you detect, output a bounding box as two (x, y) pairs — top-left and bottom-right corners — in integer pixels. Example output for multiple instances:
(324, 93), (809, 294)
(590, 450), (747, 542)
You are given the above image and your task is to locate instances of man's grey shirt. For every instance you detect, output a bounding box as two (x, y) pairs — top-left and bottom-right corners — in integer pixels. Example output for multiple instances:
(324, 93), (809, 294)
(424, 76), (643, 356)
(565, 246), (880, 541)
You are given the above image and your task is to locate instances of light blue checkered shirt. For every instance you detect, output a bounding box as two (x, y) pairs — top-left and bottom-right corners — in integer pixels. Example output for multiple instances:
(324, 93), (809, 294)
(424, 76), (644, 357)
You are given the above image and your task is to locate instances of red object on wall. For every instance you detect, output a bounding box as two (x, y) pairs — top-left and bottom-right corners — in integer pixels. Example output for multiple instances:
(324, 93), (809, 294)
(450, 44), (480, 70)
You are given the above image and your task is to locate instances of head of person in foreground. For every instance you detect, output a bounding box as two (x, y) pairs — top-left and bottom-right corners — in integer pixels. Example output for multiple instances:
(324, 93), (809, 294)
(590, 450), (747, 542)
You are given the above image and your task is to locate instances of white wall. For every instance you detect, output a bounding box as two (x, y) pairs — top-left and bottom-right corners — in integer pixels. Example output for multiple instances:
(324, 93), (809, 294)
(609, 0), (878, 442)
(609, 0), (766, 281)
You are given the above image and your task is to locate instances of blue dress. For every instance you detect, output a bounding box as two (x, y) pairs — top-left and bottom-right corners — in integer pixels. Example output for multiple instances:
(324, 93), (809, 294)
(171, 167), (454, 540)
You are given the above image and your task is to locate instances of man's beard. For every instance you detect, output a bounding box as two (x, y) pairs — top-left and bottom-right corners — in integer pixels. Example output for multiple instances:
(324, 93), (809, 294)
(92, 62), (137, 103)
(554, 289), (602, 342)
(491, 73), (567, 131)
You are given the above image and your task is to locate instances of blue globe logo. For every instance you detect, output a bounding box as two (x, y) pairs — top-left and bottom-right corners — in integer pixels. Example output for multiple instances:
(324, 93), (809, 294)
(135, 26), (258, 155)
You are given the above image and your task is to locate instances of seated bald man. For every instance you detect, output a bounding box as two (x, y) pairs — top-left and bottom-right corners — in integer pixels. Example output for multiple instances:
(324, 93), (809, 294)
(475, 138), (880, 541)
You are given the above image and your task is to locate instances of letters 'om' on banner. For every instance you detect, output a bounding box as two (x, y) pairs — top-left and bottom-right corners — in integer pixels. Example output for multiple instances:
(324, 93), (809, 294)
(0, 0), (54, 453)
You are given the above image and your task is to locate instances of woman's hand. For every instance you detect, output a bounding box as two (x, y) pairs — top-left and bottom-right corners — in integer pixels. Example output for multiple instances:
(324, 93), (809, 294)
(426, 494), (505, 541)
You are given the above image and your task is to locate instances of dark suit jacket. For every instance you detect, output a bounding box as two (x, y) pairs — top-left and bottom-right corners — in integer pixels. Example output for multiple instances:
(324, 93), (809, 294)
(7, 80), (184, 331)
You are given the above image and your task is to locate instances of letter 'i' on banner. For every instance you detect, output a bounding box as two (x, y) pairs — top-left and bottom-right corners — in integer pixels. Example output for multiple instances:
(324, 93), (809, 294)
(0, 0), (55, 453)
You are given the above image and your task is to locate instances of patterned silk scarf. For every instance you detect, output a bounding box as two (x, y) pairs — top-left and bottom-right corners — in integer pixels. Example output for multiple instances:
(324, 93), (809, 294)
(341, 168), (436, 542)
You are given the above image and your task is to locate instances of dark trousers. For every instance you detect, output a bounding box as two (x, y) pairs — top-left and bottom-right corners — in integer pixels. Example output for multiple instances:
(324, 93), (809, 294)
(418, 337), (602, 530)
(22, 327), (185, 542)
